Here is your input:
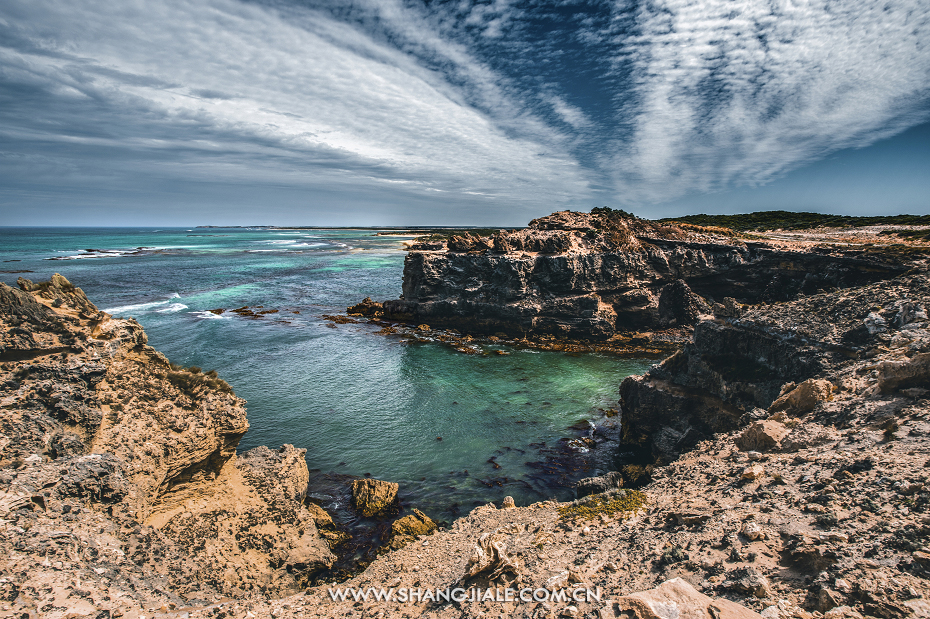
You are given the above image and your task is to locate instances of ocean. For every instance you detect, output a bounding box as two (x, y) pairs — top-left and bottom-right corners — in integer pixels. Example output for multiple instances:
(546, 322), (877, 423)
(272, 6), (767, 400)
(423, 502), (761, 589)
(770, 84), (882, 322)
(0, 227), (653, 525)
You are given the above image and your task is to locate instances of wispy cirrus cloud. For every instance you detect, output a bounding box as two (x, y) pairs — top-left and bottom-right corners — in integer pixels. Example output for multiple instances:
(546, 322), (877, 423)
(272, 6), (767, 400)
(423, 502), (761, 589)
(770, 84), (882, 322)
(0, 0), (928, 224)
(0, 0), (592, 222)
(606, 0), (930, 203)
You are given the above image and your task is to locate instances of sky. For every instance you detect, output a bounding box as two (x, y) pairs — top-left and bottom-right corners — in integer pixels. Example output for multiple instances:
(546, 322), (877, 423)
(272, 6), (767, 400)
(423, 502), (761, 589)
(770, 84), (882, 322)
(1, 0), (929, 226)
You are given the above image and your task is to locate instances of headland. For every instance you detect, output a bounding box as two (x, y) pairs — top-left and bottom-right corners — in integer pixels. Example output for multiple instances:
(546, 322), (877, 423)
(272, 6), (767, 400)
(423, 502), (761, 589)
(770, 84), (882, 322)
(1, 209), (929, 618)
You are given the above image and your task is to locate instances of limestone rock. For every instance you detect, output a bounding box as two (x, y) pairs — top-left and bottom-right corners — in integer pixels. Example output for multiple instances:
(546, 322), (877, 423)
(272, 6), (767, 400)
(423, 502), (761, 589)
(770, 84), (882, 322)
(780, 424), (840, 453)
(460, 532), (521, 583)
(769, 379), (833, 415)
(576, 471), (624, 498)
(351, 478), (399, 518)
(824, 607), (864, 619)
(741, 464), (765, 480)
(385, 508), (437, 551)
(722, 566), (772, 598)
(305, 501), (335, 528)
(501, 496), (516, 508)
(736, 420), (791, 452)
(876, 352), (930, 394)
(616, 577), (764, 619)
(306, 502), (349, 548)
(668, 499), (714, 525)
(740, 520), (765, 541)
(0, 276), (335, 599)
(238, 444), (309, 504)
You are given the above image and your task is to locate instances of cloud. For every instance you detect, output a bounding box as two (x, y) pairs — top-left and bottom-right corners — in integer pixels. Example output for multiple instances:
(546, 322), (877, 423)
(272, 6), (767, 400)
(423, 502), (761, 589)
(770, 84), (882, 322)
(0, 0), (928, 223)
(0, 0), (595, 220)
(607, 0), (930, 203)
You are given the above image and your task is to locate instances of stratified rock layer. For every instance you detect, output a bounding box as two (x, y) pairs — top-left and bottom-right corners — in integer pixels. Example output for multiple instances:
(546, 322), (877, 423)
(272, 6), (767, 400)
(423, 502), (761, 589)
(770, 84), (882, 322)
(369, 210), (910, 339)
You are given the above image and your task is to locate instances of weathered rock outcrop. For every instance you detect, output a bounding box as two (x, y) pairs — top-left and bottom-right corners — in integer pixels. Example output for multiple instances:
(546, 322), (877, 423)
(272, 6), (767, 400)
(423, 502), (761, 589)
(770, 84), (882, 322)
(359, 210), (911, 339)
(0, 275), (334, 614)
(620, 271), (930, 464)
(616, 577), (764, 619)
(352, 477), (399, 517)
(384, 507), (437, 551)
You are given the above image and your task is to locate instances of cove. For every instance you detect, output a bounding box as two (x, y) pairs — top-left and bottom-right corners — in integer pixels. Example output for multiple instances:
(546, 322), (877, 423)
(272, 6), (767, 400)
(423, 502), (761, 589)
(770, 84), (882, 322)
(0, 227), (653, 522)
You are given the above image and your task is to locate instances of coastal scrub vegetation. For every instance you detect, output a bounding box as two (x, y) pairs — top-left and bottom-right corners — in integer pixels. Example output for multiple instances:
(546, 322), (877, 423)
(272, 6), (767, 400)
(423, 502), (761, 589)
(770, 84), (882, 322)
(660, 210), (930, 231)
(557, 489), (647, 521)
(166, 363), (234, 395)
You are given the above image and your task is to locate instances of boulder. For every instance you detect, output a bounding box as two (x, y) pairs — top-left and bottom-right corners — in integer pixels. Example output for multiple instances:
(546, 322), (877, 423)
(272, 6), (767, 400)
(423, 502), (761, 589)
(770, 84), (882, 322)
(780, 423), (840, 453)
(385, 508), (437, 551)
(576, 471), (624, 498)
(741, 464), (765, 481)
(769, 379), (833, 414)
(735, 420), (791, 452)
(351, 478), (399, 518)
(616, 578), (764, 619)
(722, 566), (772, 598)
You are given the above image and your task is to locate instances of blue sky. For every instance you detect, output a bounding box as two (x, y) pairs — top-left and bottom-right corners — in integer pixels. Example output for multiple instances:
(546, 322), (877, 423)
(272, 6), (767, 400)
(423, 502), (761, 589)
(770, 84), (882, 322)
(1, 0), (928, 226)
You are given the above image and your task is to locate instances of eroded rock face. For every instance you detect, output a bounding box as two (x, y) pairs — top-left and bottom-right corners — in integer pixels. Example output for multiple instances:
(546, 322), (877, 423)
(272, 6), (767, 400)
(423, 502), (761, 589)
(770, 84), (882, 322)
(620, 272), (930, 464)
(374, 210), (909, 338)
(0, 275), (334, 612)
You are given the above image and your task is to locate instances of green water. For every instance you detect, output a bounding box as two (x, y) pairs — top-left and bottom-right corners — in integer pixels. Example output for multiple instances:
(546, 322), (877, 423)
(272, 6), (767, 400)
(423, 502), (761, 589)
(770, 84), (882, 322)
(0, 227), (654, 522)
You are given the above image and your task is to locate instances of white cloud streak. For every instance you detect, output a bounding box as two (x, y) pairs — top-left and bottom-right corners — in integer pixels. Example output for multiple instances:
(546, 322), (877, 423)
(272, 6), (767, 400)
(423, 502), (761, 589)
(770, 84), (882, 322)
(609, 0), (930, 203)
(0, 0), (928, 221)
(0, 0), (592, 217)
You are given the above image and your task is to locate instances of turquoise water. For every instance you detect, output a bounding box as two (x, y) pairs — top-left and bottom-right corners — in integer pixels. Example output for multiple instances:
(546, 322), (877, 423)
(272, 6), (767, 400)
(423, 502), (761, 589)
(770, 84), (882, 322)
(0, 227), (652, 521)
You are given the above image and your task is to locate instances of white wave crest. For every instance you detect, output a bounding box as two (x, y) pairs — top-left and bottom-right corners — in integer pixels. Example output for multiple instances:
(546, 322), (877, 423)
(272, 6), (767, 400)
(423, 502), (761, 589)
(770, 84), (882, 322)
(154, 303), (188, 313)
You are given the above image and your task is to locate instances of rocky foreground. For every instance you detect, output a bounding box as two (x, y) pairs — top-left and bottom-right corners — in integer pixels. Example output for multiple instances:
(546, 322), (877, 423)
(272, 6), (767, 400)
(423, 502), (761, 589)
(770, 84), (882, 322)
(204, 266), (930, 619)
(1, 214), (929, 619)
(0, 275), (335, 615)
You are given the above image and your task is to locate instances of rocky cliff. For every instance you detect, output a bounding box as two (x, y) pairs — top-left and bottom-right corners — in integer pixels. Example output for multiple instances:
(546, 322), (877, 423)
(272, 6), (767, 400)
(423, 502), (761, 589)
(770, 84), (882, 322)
(619, 271), (930, 465)
(359, 210), (912, 339)
(0, 275), (334, 615)
(4, 259), (930, 619)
